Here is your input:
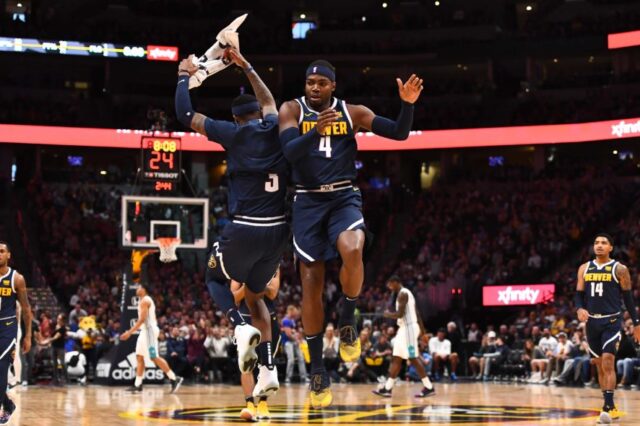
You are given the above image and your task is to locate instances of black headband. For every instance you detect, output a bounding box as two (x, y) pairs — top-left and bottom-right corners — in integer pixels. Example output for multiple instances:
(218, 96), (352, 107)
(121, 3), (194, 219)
(306, 64), (335, 81)
(231, 101), (260, 116)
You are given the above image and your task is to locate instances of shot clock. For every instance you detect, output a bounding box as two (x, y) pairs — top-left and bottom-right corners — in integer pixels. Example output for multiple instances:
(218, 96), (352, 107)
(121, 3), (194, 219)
(140, 136), (181, 191)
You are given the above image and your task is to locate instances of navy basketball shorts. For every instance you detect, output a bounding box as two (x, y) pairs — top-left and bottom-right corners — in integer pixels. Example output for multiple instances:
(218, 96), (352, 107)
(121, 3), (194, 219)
(292, 188), (365, 263)
(205, 222), (288, 293)
(0, 320), (18, 361)
(586, 314), (622, 357)
(239, 299), (281, 352)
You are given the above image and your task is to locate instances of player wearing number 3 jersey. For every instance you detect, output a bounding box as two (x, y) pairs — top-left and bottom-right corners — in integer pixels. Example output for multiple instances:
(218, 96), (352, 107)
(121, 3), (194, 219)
(278, 59), (423, 408)
(175, 47), (287, 397)
(574, 233), (640, 424)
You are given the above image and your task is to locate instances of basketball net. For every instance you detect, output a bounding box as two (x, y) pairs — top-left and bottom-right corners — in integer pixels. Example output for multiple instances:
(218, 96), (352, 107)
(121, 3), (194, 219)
(154, 237), (181, 263)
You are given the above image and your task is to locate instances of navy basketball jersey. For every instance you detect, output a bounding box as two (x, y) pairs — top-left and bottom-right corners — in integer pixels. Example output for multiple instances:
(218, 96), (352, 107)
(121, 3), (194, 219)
(0, 268), (18, 320)
(583, 260), (622, 315)
(207, 114), (289, 217)
(293, 97), (357, 186)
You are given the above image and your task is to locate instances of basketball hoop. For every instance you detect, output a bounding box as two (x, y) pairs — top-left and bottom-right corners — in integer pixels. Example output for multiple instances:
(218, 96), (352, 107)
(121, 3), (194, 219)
(153, 237), (181, 263)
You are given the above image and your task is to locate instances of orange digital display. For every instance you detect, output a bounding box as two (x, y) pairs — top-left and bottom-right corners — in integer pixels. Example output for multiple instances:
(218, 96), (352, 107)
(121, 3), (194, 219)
(141, 137), (181, 190)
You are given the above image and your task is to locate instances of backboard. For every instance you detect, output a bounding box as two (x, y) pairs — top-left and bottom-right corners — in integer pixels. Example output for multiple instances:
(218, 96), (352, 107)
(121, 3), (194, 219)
(120, 195), (209, 250)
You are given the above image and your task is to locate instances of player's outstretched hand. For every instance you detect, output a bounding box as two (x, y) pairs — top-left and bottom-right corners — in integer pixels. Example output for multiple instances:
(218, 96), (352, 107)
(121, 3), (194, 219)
(396, 74), (424, 104)
(178, 55), (199, 76)
(577, 308), (589, 323)
(224, 47), (250, 70)
(634, 325), (640, 344)
(316, 108), (340, 135)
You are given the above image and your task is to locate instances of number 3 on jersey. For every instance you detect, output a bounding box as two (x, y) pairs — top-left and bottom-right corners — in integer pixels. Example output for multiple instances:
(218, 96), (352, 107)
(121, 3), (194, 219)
(265, 173), (279, 192)
(319, 136), (332, 158)
(591, 282), (603, 297)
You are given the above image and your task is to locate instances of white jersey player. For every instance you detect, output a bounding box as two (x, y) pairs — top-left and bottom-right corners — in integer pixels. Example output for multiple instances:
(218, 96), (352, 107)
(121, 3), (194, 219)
(373, 275), (434, 398)
(120, 283), (183, 393)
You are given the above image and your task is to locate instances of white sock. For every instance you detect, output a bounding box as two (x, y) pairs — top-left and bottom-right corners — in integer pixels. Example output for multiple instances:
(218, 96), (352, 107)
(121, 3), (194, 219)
(134, 375), (143, 387)
(385, 377), (397, 391)
(167, 370), (177, 381)
(422, 375), (433, 390)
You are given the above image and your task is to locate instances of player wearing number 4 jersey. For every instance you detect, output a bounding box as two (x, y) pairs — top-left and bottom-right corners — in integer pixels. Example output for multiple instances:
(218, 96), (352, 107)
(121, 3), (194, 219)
(278, 60), (423, 408)
(175, 47), (287, 396)
(575, 233), (640, 424)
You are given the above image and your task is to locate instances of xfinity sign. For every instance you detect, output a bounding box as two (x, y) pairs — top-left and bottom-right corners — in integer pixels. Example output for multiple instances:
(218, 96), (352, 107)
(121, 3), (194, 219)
(483, 284), (555, 306)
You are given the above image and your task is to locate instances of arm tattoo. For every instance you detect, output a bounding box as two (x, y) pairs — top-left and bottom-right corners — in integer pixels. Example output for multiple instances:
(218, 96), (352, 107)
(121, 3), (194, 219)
(15, 274), (32, 336)
(191, 113), (207, 136)
(576, 263), (587, 291)
(245, 71), (277, 114)
(387, 292), (408, 319)
(617, 264), (632, 290)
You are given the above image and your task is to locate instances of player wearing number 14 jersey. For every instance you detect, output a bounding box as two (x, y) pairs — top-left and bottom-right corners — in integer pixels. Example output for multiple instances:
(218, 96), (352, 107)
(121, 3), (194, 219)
(575, 233), (640, 424)
(175, 47), (287, 397)
(278, 60), (423, 408)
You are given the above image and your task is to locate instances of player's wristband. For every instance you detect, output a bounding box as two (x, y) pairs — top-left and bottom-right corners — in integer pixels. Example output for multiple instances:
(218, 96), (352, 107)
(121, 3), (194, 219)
(175, 75), (195, 128)
(622, 290), (640, 325)
(243, 65), (254, 74)
(280, 126), (319, 162)
(371, 101), (414, 140)
(574, 290), (586, 310)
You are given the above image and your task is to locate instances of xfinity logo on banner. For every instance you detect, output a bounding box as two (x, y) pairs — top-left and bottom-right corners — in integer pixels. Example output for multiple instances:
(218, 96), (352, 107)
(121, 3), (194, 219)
(146, 45), (179, 61)
(611, 120), (640, 138)
(108, 352), (163, 381)
(483, 284), (555, 306)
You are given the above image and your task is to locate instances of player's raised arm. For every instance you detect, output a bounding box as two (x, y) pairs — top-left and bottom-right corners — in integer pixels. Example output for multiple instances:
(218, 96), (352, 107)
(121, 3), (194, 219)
(348, 74), (423, 139)
(575, 262), (589, 323)
(175, 55), (236, 142)
(225, 48), (277, 117)
(616, 263), (640, 342)
(14, 272), (32, 354)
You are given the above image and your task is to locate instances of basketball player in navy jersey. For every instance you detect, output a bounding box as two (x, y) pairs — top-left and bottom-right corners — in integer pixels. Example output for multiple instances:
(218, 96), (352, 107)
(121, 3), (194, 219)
(175, 47), (287, 397)
(231, 268), (281, 421)
(278, 60), (423, 407)
(575, 233), (640, 424)
(0, 242), (32, 424)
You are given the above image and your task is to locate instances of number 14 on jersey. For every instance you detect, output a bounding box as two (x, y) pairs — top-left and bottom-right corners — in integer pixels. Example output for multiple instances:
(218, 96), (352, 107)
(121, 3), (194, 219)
(591, 282), (604, 297)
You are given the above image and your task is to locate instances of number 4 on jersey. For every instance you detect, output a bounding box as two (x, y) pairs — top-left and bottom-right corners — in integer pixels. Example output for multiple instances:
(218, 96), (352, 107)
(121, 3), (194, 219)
(591, 282), (603, 297)
(319, 136), (332, 158)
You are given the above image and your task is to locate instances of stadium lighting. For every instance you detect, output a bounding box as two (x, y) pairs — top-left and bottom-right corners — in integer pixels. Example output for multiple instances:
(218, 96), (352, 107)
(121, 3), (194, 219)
(17, 2), (23, 7)
(525, 5), (532, 11)
(435, 1), (440, 5)
(613, 150), (618, 155)
(362, 16), (367, 22)
(382, 2), (388, 8)
(299, 13), (306, 19)
(553, 58), (558, 63)
(100, 170), (107, 175)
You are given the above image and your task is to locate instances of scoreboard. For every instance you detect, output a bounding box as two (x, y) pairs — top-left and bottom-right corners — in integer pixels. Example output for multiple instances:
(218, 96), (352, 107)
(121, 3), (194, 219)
(140, 137), (181, 192)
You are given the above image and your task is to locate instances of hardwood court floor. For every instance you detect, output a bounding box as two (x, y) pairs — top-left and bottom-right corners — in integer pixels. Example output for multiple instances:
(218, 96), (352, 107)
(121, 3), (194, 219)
(7, 381), (640, 425)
